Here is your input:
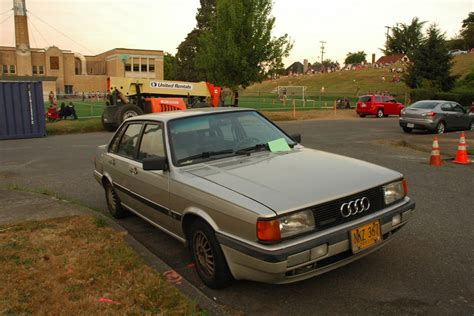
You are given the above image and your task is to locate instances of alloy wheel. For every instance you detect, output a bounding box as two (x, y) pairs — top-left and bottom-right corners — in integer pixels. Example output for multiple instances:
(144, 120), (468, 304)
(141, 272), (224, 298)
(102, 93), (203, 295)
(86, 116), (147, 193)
(193, 231), (215, 278)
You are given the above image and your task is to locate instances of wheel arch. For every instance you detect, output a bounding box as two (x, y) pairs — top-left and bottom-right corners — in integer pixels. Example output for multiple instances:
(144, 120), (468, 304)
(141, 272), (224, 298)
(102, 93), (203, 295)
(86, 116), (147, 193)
(181, 207), (219, 243)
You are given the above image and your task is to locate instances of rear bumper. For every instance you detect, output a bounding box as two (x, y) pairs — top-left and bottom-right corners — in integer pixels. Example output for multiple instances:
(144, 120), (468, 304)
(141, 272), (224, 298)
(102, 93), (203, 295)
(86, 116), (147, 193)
(399, 117), (437, 130)
(218, 198), (415, 284)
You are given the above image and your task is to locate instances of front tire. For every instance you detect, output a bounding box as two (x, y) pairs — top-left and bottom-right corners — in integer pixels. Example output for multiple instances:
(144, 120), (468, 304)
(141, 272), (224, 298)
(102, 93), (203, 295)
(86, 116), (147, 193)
(101, 113), (117, 132)
(104, 181), (128, 218)
(376, 109), (384, 118)
(358, 114), (366, 118)
(189, 220), (233, 289)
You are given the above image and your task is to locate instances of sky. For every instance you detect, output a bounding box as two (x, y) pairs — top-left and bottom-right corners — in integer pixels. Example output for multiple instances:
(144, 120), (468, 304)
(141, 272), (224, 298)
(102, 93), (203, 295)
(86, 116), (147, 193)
(0, 0), (472, 66)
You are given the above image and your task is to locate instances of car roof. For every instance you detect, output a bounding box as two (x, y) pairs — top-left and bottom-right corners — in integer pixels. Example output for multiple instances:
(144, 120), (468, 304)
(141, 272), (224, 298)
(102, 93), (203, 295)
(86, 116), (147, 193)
(125, 107), (253, 123)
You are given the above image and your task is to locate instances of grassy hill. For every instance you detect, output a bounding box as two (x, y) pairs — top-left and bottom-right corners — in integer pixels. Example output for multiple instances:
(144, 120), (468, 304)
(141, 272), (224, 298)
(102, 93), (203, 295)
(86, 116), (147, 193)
(238, 54), (474, 110)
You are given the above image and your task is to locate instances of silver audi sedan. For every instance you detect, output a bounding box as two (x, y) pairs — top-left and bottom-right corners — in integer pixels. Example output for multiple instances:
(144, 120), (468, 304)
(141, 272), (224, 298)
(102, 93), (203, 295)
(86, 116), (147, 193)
(399, 100), (474, 133)
(94, 107), (415, 288)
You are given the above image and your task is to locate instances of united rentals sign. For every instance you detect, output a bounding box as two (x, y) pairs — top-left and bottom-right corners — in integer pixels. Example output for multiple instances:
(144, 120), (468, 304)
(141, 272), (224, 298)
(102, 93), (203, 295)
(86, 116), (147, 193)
(150, 81), (193, 90)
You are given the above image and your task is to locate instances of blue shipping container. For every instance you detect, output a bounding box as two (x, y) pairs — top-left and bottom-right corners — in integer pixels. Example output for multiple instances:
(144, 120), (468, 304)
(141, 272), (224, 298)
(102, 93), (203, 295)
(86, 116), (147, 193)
(0, 81), (47, 140)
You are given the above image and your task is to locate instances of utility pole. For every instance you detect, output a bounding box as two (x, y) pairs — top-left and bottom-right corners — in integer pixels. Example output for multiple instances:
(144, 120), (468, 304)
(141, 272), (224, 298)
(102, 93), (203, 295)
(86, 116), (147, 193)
(384, 26), (391, 49)
(320, 41), (326, 73)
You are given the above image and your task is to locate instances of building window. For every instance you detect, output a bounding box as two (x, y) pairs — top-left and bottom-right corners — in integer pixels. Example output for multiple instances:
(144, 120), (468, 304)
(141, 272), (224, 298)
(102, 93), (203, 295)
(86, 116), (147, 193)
(64, 85), (73, 94)
(39, 66), (44, 74)
(2, 65), (7, 74)
(125, 63), (131, 71)
(149, 59), (155, 72)
(141, 63), (147, 72)
(133, 63), (139, 72)
(50, 56), (59, 70)
(9, 65), (16, 74)
(32, 65), (37, 75)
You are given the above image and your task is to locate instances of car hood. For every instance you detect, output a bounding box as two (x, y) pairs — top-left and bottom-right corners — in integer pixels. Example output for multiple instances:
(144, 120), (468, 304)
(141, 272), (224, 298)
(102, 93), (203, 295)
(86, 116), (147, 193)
(185, 148), (401, 215)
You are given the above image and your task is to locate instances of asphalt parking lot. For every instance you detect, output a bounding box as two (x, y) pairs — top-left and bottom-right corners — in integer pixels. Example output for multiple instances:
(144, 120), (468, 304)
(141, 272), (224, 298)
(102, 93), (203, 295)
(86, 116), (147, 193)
(1, 117), (473, 315)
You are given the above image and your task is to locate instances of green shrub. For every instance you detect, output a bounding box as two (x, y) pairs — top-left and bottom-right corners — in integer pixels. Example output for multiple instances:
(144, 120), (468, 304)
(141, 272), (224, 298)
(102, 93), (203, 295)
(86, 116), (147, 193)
(409, 89), (474, 107)
(409, 89), (435, 103)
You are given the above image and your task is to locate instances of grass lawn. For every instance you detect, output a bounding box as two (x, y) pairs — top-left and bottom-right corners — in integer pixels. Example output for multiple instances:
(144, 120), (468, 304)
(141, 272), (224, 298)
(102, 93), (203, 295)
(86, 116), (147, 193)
(46, 118), (105, 135)
(45, 99), (105, 118)
(0, 216), (201, 315)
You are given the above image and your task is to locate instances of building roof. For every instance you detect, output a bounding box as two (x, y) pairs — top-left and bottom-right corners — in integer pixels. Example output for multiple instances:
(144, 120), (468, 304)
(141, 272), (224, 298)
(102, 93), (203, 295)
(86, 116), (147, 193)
(286, 62), (304, 74)
(376, 54), (407, 64)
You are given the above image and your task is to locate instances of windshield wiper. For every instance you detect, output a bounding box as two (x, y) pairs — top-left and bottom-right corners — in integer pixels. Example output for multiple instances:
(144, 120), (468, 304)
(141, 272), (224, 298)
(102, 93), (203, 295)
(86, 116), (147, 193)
(177, 149), (234, 163)
(235, 143), (268, 155)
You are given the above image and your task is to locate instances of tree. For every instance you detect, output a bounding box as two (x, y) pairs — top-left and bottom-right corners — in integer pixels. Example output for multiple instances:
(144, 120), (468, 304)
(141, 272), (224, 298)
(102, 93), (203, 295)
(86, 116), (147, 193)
(344, 51), (366, 65)
(460, 12), (474, 49)
(384, 17), (425, 58)
(195, 0), (292, 92)
(163, 52), (176, 80)
(174, 0), (216, 81)
(404, 25), (457, 91)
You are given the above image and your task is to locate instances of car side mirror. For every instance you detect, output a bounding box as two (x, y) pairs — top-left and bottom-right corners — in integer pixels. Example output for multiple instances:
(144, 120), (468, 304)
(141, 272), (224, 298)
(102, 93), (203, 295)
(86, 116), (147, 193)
(290, 133), (301, 143)
(143, 156), (167, 171)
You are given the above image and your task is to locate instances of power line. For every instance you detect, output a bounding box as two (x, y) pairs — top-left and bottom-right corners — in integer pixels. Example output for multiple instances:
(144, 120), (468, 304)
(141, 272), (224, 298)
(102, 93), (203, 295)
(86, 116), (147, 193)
(0, 13), (12, 25)
(27, 10), (94, 54)
(28, 16), (50, 47)
(0, 8), (12, 16)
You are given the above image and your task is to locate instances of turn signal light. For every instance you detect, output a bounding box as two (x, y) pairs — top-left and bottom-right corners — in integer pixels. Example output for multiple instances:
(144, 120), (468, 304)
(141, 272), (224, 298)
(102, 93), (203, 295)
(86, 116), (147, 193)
(257, 220), (281, 242)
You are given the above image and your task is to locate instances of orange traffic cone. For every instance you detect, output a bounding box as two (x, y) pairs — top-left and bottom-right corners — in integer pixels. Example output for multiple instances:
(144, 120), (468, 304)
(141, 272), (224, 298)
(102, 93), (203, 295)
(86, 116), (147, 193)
(429, 136), (442, 166)
(453, 132), (471, 164)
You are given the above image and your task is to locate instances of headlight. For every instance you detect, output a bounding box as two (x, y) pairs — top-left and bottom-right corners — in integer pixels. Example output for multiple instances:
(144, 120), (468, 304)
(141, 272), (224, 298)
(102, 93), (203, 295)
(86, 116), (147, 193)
(257, 210), (315, 242)
(383, 180), (407, 205)
(279, 210), (315, 238)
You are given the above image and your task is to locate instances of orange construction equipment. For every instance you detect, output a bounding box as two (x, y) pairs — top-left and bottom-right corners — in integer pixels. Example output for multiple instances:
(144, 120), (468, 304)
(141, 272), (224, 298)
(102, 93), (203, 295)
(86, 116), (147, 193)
(429, 136), (442, 166)
(453, 132), (471, 164)
(144, 98), (186, 113)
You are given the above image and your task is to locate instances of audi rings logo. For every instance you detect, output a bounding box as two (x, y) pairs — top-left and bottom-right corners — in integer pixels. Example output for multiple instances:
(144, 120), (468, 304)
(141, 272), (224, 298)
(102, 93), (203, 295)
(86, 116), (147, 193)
(340, 197), (370, 218)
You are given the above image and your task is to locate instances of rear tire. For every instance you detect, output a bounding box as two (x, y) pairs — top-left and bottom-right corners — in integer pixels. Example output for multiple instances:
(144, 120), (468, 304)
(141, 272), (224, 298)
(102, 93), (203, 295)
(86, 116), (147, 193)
(104, 181), (128, 218)
(101, 113), (117, 132)
(376, 109), (384, 118)
(189, 220), (233, 289)
(359, 114), (366, 118)
(469, 120), (474, 131)
(402, 127), (413, 133)
(435, 121), (446, 134)
(117, 104), (143, 125)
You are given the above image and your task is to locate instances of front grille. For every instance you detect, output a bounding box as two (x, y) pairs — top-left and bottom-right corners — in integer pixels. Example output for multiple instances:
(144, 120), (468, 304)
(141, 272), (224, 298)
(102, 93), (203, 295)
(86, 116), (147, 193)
(310, 186), (384, 232)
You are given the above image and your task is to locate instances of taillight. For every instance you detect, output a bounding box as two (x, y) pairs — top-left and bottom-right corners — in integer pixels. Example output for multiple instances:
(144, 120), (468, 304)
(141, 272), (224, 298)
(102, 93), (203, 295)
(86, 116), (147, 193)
(424, 112), (436, 117)
(402, 179), (408, 195)
(257, 220), (281, 242)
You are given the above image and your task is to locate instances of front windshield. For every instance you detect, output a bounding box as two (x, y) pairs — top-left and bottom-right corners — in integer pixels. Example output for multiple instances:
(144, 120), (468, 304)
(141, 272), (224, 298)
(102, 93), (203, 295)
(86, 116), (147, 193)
(168, 111), (295, 165)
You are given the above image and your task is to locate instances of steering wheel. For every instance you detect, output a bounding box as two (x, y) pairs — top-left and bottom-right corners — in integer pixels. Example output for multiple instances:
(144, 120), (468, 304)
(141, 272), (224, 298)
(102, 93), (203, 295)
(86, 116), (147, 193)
(234, 137), (260, 150)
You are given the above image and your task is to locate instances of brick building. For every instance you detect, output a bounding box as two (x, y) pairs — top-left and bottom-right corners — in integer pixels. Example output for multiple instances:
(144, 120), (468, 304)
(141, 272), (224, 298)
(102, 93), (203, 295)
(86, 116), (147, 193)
(0, 0), (164, 95)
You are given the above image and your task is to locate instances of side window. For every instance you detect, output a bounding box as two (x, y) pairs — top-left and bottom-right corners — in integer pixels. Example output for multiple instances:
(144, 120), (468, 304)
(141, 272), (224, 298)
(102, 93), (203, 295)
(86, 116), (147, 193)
(375, 96), (382, 102)
(117, 123), (143, 159)
(138, 124), (165, 161)
(453, 104), (466, 113)
(382, 96), (390, 102)
(109, 125), (126, 153)
(441, 104), (452, 112)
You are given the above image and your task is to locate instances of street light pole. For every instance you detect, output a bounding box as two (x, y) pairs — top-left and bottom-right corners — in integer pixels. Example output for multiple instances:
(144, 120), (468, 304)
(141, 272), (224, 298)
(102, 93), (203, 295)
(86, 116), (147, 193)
(384, 26), (391, 49)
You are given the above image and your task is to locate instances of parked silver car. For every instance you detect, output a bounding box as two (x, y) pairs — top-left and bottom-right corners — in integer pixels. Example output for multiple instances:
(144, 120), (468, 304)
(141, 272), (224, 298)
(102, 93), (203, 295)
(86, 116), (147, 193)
(94, 108), (415, 288)
(399, 100), (474, 133)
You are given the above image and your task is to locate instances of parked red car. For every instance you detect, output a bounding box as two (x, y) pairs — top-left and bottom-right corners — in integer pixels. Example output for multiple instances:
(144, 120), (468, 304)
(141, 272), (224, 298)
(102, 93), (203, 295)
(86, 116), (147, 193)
(356, 95), (404, 118)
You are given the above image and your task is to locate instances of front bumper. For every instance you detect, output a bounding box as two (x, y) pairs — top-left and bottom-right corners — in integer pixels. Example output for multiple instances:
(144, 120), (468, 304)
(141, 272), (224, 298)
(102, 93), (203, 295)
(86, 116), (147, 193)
(218, 198), (415, 284)
(399, 117), (437, 130)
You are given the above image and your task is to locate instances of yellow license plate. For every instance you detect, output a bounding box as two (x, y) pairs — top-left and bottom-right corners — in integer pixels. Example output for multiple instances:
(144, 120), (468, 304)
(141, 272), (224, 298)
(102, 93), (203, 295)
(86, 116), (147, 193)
(350, 220), (381, 253)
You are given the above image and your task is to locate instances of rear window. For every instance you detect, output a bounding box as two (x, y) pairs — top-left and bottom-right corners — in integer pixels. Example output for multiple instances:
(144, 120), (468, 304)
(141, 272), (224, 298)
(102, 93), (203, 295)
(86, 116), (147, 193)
(358, 96), (371, 102)
(409, 101), (438, 109)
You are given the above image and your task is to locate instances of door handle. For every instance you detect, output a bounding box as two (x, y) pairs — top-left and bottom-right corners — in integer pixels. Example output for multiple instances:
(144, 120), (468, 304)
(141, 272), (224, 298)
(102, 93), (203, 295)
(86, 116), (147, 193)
(108, 158), (115, 165)
(129, 167), (138, 175)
